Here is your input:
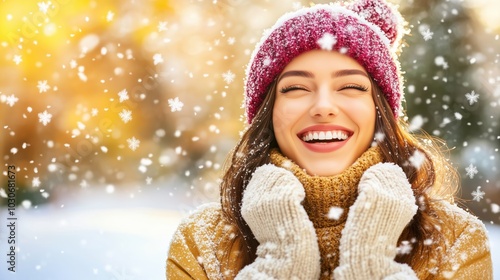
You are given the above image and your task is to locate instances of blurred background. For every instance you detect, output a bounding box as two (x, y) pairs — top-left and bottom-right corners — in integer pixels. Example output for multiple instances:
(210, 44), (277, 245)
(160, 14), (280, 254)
(0, 0), (499, 279)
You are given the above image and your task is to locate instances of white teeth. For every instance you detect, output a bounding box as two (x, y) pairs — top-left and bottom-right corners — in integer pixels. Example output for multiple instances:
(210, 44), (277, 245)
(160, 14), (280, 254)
(319, 131), (326, 140)
(301, 130), (348, 142)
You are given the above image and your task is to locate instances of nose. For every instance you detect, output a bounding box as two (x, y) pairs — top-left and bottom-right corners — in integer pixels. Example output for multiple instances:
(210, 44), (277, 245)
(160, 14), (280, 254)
(309, 86), (338, 118)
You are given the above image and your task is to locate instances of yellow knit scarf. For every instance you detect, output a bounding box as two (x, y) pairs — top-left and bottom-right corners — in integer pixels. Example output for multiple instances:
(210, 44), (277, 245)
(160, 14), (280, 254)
(270, 146), (383, 279)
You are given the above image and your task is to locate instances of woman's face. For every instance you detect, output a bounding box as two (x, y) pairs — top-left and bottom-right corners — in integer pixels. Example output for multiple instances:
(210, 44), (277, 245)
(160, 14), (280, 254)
(273, 50), (376, 176)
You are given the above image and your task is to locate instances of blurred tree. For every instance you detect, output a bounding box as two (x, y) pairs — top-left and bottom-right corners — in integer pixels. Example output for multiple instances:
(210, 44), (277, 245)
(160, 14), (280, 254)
(399, 0), (499, 221)
(400, 0), (486, 145)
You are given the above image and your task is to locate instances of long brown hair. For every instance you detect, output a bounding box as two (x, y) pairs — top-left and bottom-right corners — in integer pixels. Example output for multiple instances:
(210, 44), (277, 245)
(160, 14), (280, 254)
(220, 81), (279, 265)
(371, 84), (458, 271)
(220, 79), (458, 272)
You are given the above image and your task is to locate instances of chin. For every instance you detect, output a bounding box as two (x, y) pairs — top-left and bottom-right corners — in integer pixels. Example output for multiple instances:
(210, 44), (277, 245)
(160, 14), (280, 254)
(304, 164), (346, 177)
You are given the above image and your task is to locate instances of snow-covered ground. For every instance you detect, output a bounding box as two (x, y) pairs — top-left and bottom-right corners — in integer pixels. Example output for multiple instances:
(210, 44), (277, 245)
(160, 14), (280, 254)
(1, 184), (499, 280)
(0, 182), (191, 280)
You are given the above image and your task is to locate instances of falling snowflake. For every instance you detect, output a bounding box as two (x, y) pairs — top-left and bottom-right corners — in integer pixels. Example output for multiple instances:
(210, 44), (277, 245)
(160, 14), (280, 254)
(327, 206), (344, 220)
(227, 37), (235, 45)
(91, 108), (99, 116)
(409, 150), (425, 169)
(80, 180), (88, 188)
(37, 80), (51, 93)
(434, 56), (448, 69)
(421, 28), (434, 41)
(78, 66), (88, 82)
(157, 21), (168, 32)
(5, 94), (19, 107)
(263, 57), (272, 66)
(465, 90), (479, 105)
(105, 184), (115, 194)
(373, 131), (385, 143)
(408, 115), (424, 132)
(146, 177), (152, 185)
(38, 110), (52, 126)
(465, 163), (478, 179)
(397, 240), (413, 255)
(69, 59), (78, 68)
(21, 200), (32, 209)
(127, 137), (140, 151)
(32, 177), (41, 187)
(168, 97), (184, 112)
(38, 1), (50, 13)
(118, 89), (129, 102)
(222, 70), (235, 84)
(106, 11), (114, 22)
(153, 53), (164, 65)
(471, 186), (485, 202)
(491, 203), (500, 214)
(13, 55), (22, 65)
(317, 32), (337, 51)
(119, 109), (132, 123)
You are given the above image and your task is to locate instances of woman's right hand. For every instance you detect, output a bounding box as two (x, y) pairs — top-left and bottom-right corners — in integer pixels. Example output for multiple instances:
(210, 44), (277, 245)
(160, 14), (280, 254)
(235, 164), (320, 280)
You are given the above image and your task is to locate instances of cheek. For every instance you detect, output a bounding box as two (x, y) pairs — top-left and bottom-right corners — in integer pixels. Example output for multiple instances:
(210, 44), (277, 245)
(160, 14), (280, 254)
(273, 101), (300, 155)
(347, 97), (375, 120)
(272, 100), (299, 132)
(351, 103), (376, 139)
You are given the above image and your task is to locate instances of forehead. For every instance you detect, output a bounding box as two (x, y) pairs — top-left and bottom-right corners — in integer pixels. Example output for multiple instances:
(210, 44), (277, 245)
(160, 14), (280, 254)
(283, 50), (367, 73)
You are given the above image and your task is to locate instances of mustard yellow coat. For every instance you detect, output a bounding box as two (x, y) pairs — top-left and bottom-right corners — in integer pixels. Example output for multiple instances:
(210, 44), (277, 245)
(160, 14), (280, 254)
(166, 200), (493, 279)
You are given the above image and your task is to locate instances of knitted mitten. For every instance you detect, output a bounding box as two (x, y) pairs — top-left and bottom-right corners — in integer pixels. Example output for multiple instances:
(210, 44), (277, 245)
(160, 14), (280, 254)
(235, 164), (321, 280)
(333, 163), (419, 280)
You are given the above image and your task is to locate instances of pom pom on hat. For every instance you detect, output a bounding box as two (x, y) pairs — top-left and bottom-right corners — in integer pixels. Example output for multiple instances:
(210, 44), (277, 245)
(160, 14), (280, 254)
(348, 0), (402, 45)
(244, 0), (407, 124)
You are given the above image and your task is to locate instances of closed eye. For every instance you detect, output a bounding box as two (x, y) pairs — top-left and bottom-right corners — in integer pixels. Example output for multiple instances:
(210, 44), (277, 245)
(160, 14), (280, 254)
(340, 84), (369, 92)
(279, 85), (309, 94)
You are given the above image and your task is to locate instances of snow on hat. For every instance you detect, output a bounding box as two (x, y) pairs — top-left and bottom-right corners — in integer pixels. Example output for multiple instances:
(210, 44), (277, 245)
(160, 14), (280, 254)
(244, 0), (406, 124)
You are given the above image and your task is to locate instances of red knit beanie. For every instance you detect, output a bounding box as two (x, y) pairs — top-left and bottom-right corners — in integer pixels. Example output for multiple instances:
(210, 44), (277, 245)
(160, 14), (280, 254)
(244, 0), (406, 124)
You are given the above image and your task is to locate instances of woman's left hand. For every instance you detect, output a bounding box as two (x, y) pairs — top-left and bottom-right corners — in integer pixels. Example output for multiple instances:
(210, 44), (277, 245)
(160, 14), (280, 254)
(334, 162), (419, 279)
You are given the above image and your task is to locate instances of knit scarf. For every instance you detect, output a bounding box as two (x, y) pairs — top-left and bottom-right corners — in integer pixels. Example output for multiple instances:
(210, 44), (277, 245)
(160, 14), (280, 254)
(270, 146), (383, 279)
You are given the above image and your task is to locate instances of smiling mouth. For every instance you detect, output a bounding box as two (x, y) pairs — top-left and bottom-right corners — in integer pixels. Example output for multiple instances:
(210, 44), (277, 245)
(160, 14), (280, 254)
(300, 130), (350, 143)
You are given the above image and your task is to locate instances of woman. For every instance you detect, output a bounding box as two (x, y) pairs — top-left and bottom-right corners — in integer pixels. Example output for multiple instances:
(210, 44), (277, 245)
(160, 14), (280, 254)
(166, 0), (493, 279)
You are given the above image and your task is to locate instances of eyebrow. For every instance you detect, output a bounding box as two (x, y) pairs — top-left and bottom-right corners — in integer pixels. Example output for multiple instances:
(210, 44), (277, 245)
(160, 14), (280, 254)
(277, 70), (314, 83)
(332, 69), (369, 79)
(277, 69), (369, 83)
